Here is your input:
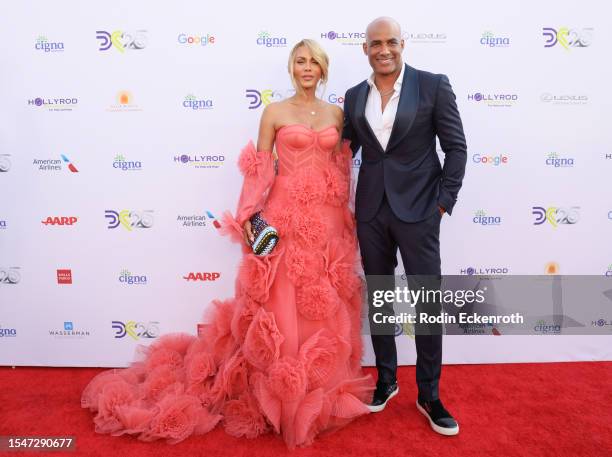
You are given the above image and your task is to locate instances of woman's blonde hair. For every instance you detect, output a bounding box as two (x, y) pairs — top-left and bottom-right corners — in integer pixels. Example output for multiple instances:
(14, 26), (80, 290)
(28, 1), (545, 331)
(287, 39), (329, 93)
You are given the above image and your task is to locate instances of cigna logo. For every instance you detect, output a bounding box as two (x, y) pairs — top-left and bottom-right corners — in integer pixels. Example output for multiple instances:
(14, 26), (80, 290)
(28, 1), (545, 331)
(472, 210), (502, 226)
(178, 33), (215, 46)
(472, 153), (509, 166)
(183, 94), (213, 110)
(112, 321), (159, 340)
(0, 326), (17, 338)
(245, 89), (284, 109)
(534, 320), (561, 334)
(119, 269), (148, 285)
(105, 210), (154, 230)
(256, 31), (287, 48)
(480, 31), (510, 47)
(542, 27), (593, 50)
(545, 152), (574, 168)
(532, 206), (580, 227)
(183, 272), (221, 281)
(113, 154), (142, 171)
(0, 267), (21, 284)
(96, 30), (147, 52)
(42, 216), (78, 226)
(35, 36), (64, 52)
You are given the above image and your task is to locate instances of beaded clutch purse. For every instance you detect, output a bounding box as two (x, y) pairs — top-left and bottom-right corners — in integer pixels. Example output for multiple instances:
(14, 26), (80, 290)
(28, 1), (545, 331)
(249, 212), (279, 256)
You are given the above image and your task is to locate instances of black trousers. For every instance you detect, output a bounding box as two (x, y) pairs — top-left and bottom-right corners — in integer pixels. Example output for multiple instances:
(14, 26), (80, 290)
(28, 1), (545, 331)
(357, 194), (442, 401)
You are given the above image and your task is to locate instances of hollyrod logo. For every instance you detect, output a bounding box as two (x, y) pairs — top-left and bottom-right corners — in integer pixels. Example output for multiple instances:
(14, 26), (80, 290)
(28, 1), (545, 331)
(42, 216), (78, 226)
(28, 97), (78, 112)
(256, 31), (287, 48)
(183, 94), (213, 110)
(0, 267), (21, 284)
(33, 155), (78, 172)
(183, 272), (221, 281)
(0, 154), (11, 172)
(35, 36), (64, 52)
(473, 210), (502, 226)
(540, 93), (588, 105)
(468, 92), (518, 107)
(112, 321), (159, 340)
(57, 269), (72, 284)
(174, 153), (226, 169)
(532, 206), (580, 227)
(460, 266), (509, 275)
(545, 152), (574, 168)
(542, 27), (593, 50)
(178, 33), (215, 46)
(177, 211), (221, 229)
(480, 31), (510, 47)
(107, 91), (142, 112)
(113, 154), (142, 171)
(0, 326), (17, 338)
(105, 210), (154, 230)
(403, 31), (447, 44)
(119, 269), (148, 285)
(472, 153), (509, 166)
(320, 30), (365, 46)
(96, 30), (148, 52)
(245, 89), (284, 109)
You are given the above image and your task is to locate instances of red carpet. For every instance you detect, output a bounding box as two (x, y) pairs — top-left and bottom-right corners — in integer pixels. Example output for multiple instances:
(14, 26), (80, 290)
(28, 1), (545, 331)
(1, 362), (611, 456)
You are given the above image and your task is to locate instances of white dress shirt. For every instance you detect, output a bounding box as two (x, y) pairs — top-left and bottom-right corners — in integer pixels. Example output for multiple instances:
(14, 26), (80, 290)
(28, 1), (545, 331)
(365, 64), (405, 151)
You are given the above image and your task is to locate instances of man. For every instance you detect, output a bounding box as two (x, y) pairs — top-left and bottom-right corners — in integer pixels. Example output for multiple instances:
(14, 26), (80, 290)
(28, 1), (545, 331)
(343, 17), (467, 436)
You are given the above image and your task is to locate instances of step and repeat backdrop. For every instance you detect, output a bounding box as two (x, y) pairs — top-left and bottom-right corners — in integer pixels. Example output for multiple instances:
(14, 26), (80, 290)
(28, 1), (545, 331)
(1, 0), (611, 366)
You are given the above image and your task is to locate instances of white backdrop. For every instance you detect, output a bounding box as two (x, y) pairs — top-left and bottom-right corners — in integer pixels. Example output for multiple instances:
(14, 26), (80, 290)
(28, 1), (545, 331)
(1, 0), (611, 367)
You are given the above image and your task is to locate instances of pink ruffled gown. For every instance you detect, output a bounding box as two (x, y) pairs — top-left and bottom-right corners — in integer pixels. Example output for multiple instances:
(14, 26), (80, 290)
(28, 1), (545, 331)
(81, 124), (374, 448)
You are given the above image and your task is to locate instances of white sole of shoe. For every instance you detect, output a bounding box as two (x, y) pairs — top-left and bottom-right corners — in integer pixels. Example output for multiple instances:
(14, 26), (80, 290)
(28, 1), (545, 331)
(416, 400), (459, 436)
(367, 385), (399, 413)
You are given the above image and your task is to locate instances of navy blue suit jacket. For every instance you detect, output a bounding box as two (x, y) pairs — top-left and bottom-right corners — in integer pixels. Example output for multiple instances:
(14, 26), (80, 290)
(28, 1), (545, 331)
(343, 64), (467, 223)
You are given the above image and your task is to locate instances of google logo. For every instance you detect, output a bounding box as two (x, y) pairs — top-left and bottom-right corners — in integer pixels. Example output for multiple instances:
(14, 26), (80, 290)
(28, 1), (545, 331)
(472, 154), (509, 166)
(328, 93), (345, 104)
(178, 34), (215, 46)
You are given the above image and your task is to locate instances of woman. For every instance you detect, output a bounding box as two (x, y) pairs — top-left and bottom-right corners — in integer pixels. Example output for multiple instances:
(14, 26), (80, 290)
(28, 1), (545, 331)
(81, 39), (374, 448)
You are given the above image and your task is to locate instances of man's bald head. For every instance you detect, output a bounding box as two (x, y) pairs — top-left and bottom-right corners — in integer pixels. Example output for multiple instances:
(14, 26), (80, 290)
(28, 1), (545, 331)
(366, 17), (402, 43)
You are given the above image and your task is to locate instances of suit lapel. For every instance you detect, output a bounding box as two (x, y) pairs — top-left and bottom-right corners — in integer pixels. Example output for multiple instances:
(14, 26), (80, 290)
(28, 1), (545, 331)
(354, 82), (385, 154)
(386, 64), (419, 153)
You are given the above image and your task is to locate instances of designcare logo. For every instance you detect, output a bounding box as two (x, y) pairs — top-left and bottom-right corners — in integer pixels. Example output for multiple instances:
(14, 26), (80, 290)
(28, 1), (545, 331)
(183, 272), (221, 281)
(542, 27), (593, 50)
(480, 31), (510, 48)
(33, 155), (78, 172)
(245, 89), (285, 109)
(183, 94), (214, 110)
(174, 153), (226, 169)
(42, 216), (78, 226)
(468, 92), (518, 107)
(320, 30), (365, 45)
(112, 320), (159, 340)
(256, 31), (287, 48)
(0, 154), (11, 172)
(35, 36), (64, 52)
(57, 269), (72, 284)
(105, 210), (154, 230)
(96, 30), (147, 52)
(178, 33), (215, 46)
(0, 267), (21, 284)
(177, 211), (221, 229)
(545, 152), (574, 168)
(28, 97), (78, 112)
(532, 206), (580, 227)
(472, 153), (509, 166)
(472, 210), (502, 226)
(113, 154), (142, 171)
(119, 269), (148, 285)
